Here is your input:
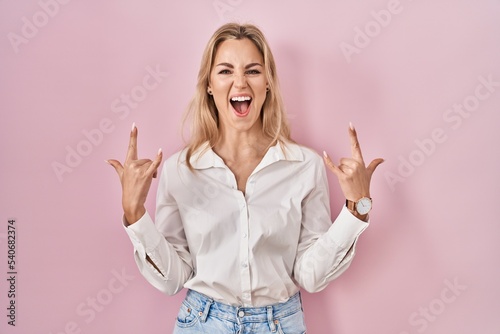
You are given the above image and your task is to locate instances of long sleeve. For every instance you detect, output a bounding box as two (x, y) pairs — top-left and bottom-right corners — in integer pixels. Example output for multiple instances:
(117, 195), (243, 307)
(123, 160), (193, 295)
(293, 159), (368, 293)
(120, 143), (370, 306)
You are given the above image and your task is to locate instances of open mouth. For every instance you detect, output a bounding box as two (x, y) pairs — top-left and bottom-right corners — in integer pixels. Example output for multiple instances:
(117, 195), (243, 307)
(230, 96), (252, 116)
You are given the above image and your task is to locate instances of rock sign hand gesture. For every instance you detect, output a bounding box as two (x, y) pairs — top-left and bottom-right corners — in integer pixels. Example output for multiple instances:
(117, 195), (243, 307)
(107, 123), (163, 225)
(323, 123), (384, 220)
(107, 123), (381, 223)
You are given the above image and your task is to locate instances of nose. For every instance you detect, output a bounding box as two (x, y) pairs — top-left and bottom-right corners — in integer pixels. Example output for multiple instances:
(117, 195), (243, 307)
(233, 73), (247, 89)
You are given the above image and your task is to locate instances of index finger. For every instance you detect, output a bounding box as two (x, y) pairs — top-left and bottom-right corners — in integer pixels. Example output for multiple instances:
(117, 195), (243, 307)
(349, 122), (364, 163)
(126, 123), (138, 162)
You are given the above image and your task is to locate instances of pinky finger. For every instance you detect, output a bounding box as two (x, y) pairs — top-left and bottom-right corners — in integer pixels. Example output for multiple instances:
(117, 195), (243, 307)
(148, 148), (163, 178)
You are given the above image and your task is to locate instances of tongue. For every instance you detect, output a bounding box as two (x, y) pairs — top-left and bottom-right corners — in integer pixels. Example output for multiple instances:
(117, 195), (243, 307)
(232, 100), (250, 114)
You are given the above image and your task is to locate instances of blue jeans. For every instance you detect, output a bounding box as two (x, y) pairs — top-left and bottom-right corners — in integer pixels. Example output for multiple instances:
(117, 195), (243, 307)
(173, 290), (307, 334)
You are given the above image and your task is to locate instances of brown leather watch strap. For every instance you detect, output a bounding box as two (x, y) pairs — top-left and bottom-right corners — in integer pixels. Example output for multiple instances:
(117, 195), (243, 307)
(346, 199), (356, 211)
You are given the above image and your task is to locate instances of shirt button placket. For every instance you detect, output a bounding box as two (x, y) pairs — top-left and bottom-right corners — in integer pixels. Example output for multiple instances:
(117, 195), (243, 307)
(239, 198), (251, 306)
(246, 177), (255, 197)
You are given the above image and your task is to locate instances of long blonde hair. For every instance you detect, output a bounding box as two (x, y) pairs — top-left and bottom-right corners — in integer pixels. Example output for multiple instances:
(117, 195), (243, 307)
(183, 23), (292, 169)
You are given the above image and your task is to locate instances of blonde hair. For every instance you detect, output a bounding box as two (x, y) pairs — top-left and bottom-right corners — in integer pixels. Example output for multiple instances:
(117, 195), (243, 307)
(183, 23), (293, 169)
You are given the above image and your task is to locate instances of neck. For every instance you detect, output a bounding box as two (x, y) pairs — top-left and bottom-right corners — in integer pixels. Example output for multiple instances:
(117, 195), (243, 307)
(214, 126), (272, 163)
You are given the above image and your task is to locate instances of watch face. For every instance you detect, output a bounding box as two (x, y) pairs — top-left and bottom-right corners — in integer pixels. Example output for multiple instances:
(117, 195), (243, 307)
(356, 197), (372, 215)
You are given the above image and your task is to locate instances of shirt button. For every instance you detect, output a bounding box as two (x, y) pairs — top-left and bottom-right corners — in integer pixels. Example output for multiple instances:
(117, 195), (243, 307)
(242, 232), (247, 238)
(242, 262), (248, 268)
(238, 310), (245, 318)
(243, 293), (250, 299)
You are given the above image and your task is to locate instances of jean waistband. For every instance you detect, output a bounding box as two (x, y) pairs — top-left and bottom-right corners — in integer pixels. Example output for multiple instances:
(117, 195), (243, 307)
(183, 289), (302, 325)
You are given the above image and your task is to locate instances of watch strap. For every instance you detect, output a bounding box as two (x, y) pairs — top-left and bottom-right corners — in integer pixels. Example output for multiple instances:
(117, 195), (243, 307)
(346, 199), (356, 211)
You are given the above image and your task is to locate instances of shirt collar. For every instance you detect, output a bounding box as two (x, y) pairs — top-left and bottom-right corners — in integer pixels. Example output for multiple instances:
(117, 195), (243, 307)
(188, 141), (304, 170)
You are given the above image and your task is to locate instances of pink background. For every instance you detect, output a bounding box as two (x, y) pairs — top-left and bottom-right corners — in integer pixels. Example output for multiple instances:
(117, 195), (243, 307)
(1, 1), (500, 333)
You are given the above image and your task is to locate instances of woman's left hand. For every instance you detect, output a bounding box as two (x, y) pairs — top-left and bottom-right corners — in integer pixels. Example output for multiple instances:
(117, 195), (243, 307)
(323, 123), (384, 218)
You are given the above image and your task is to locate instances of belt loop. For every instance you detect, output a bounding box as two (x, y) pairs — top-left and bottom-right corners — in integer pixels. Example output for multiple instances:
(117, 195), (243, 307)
(298, 291), (304, 311)
(267, 305), (276, 332)
(199, 297), (213, 323)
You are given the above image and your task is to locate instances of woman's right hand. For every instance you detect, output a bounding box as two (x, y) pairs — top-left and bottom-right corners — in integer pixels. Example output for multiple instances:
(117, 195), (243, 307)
(107, 123), (163, 225)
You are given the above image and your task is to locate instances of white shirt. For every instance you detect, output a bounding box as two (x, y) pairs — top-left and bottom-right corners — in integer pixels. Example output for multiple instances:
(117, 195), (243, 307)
(124, 142), (369, 307)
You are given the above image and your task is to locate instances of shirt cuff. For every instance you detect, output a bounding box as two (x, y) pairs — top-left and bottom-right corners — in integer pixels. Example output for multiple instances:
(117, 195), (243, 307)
(326, 206), (369, 248)
(122, 212), (163, 255)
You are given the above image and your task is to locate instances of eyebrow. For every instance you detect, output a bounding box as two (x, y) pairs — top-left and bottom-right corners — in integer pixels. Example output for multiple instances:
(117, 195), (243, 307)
(215, 62), (263, 69)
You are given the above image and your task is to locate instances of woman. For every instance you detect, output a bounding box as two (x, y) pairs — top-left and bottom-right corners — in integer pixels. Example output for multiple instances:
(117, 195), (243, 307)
(108, 23), (383, 333)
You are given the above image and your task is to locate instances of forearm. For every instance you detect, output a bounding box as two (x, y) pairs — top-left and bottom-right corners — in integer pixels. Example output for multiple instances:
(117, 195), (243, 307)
(123, 206), (146, 226)
(294, 206), (368, 292)
(133, 238), (192, 295)
(124, 211), (193, 295)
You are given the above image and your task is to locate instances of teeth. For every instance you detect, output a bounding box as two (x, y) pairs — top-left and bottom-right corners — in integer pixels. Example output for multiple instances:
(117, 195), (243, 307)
(231, 96), (251, 102)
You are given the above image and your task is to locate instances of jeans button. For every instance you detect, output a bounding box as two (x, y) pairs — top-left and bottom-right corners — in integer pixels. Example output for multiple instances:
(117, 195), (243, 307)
(238, 310), (245, 317)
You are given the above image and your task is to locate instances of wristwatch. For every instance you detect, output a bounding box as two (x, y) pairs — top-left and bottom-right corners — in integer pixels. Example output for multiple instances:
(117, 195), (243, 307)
(346, 197), (372, 215)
